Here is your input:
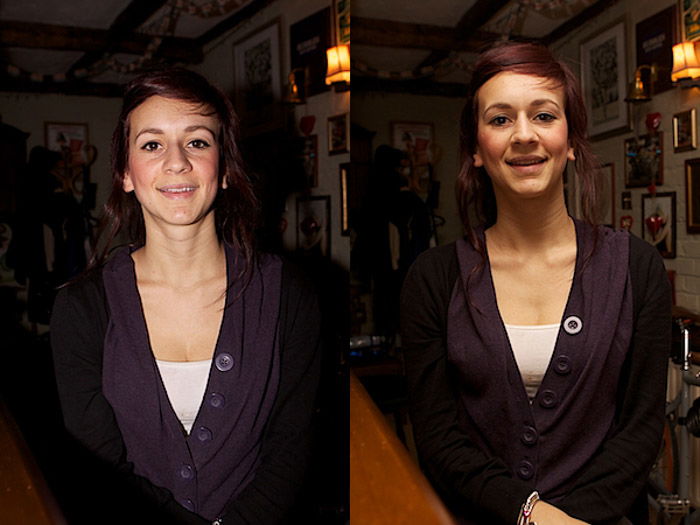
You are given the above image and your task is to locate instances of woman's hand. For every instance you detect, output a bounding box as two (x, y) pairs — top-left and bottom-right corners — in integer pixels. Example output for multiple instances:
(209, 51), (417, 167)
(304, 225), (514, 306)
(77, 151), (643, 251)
(529, 501), (590, 524)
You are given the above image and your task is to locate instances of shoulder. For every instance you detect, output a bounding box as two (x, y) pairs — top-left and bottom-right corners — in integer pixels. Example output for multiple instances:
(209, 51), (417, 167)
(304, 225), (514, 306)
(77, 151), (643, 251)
(406, 242), (460, 290)
(53, 266), (106, 317)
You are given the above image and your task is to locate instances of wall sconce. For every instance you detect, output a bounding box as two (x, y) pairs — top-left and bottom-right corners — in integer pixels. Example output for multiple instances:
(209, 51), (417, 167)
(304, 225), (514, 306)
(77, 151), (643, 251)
(285, 67), (307, 104)
(625, 65), (657, 103)
(672, 41), (700, 88)
(325, 45), (350, 91)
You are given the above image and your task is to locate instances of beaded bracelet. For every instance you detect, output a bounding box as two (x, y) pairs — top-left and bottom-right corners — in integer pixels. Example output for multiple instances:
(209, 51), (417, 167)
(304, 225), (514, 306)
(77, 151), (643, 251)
(517, 491), (540, 525)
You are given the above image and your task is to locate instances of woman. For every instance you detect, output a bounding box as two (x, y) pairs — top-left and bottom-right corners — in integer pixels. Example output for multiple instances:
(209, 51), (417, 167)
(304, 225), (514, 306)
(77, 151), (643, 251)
(50, 69), (321, 524)
(400, 43), (670, 525)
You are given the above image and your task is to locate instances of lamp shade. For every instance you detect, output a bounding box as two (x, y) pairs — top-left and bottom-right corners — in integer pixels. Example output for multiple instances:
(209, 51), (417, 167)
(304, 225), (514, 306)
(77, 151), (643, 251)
(326, 45), (350, 85)
(672, 42), (700, 81)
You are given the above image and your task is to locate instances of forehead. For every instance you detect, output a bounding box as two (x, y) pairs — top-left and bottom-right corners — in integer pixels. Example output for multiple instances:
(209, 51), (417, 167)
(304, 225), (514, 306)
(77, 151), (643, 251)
(127, 96), (218, 134)
(477, 72), (565, 109)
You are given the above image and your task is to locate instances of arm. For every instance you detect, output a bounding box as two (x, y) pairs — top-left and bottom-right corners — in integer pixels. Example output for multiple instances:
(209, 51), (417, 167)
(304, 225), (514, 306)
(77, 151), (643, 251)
(221, 263), (322, 524)
(50, 276), (208, 524)
(557, 239), (671, 523)
(400, 248), (534, 524)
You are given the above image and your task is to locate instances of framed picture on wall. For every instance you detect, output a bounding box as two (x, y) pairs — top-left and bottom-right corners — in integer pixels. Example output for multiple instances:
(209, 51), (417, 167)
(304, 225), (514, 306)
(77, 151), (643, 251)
(680, 0), (700, 41)
(642, 191), (676, 258)
(580, 20), (630, 140)
(233, 20), (282, 135)
(290, 8), (331, 96)
(635, 5), (677, 94)
(328, 113), (349, 154)
(299, 135), (318, 187)
(597, 162), (616, 227)
(686, 158), (700, 233)
(340, 162), (350, 235)
(673, 108), (697, 152)
(391, 121), (434, 166)
(296, 195), (331, 257)
(624, 132), (664, 187)
(334, 0), (350, 45)
(45, 122), (89, 165)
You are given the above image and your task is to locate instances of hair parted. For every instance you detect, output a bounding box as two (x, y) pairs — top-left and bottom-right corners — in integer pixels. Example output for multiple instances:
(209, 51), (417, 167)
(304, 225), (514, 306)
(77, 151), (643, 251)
(93, 67), (258, 269)
(456, 41), (601, 249)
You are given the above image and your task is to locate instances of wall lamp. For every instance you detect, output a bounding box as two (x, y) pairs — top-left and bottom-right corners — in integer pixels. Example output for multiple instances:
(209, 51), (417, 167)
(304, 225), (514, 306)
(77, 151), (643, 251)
(625, 64), (657, 103)
(325, 45), (350, 92)
(672, 41), (700, 88)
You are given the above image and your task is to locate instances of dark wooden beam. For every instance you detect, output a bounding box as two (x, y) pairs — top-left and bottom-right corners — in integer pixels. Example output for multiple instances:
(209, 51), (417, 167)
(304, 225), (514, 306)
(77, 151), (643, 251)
(69, 0), (170, 74)
(541, 0), (619, 45)
(196, 0), (275, 47)
(0, 20), (201, 63)
(353, 17), (501, 51)
(353, 76), (468, 98)
(417, 0), (512, 68)
(0, 74), (123, 97)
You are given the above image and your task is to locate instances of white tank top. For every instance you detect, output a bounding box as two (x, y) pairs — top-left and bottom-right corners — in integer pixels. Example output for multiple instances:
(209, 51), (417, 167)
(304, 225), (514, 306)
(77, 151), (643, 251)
(155, 359), (212, 434)
(504, 323), (559, 401)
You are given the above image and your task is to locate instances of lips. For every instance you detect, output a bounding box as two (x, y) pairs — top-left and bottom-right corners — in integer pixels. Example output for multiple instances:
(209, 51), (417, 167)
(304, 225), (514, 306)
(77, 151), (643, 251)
(158, 184), (198, 194)
(506, 156), (547, 167)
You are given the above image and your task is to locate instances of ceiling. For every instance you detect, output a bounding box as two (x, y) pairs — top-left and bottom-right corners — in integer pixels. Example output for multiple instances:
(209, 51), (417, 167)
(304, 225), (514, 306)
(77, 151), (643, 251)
(0, 0), (615, 98)
(0, 0), (272, 96)
(352, 0), (616, 96)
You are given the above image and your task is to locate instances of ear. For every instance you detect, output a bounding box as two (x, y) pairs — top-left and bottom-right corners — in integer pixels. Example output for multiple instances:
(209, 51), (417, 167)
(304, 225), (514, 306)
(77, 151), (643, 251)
(122, 172), (134, 192)
(221, 173), (229, 190)
(473, 148), (484, 168)
(567, 146), (576, 161)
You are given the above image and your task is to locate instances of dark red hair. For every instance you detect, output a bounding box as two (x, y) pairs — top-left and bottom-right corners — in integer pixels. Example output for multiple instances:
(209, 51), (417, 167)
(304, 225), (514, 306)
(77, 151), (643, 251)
(92, 67), (258, 271)
(456, 42), (601, 250)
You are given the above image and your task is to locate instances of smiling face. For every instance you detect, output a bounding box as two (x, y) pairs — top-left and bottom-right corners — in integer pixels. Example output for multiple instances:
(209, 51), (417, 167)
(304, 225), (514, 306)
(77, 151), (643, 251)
(123, 95), (224, 233)
(473, 72), (575, 204)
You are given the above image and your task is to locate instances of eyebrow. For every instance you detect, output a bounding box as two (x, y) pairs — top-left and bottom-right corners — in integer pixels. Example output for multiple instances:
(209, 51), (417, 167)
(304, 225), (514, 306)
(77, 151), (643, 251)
(483, 98), (562, 114)
(134, 125), (217, 140)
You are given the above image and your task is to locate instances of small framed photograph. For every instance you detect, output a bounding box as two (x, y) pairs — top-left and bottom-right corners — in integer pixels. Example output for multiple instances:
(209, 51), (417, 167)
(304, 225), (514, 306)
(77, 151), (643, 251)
(300, 135), (318, 188)
(296, 195), (331, 257)
(391, 121), (434, 166)
(45, 122), (89, 165)
(685, 158), (700, 233)
(624, 132), (664, 187)
(340, 162), (350, 235)
(597, 162), (616, 227)
(580, 20), (630, 140)
(233, 20), (282, 135)
(680, 0), (700, 42)
(328, 113), (349, 155)
(642, 191), (676, 258)
(673, 108), (697, 153)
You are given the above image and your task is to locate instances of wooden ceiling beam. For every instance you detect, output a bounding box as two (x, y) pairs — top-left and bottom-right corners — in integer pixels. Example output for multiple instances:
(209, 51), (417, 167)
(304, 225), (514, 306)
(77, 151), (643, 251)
(353, 17), (501, 51)
(353, 76), (468, 98)
(0, 20), (201, 63)
(542, 0), (619, 45)
(197, 0), (275, 47)
(0, 74), (123, 97)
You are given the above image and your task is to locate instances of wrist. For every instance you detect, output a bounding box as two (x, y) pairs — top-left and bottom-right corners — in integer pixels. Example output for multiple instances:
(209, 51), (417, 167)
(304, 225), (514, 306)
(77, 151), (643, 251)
(517, 491), (540, 525)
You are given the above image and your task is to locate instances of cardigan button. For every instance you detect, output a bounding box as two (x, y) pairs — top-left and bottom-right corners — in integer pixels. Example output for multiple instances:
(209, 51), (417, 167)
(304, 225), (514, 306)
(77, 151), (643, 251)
(215, 352), (234, 372)
(516, 460), (534, 480)
(209, 392), (226, 408)
(196, 426), (212, 442)
(521, 426), (538, 446)
(180, 464), (194, 480)
(539, 389), (558, 408)
(554, 355), (572, 375)
(563, 315), (582, 335)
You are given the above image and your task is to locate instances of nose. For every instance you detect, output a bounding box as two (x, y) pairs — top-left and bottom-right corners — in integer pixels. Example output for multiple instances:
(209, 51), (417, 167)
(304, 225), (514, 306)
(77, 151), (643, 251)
(511, 117), (537, 145)
(164, 145), (192, 174)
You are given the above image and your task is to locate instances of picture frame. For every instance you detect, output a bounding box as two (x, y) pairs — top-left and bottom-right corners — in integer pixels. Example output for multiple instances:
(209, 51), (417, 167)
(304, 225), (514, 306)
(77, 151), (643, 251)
(300, 135), (318, 188)
(340, 162), (350, 235)
(624, 132), (664, 187)
(290, 7), (332, 97)
(580, 21), (630, 140)
(233, 20), (282, 136)
(296, 195), (331, 257)
(635, 5), (677, 94)
(685, 158), (700, 233)
(334, 0), (350, 45)
(45, 122), (89, 165)
(680, 0), (700, 42)
(642, 191), (676, 258)
(328, 113), (349, 155)
(673, 108), (697, 153)
(391, 121), (434, 166)
(597, 162), (616, 227)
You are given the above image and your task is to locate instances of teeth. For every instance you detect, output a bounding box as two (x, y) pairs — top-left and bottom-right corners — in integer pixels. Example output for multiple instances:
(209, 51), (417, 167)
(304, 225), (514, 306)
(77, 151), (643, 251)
(509, 159), (544, 166)
(161, 187), (195, 193)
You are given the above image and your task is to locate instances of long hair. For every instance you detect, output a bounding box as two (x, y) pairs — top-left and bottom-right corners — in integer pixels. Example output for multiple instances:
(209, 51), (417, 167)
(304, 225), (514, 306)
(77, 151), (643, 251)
(456, 42), (601, 253)
(92, 67), (258, 271)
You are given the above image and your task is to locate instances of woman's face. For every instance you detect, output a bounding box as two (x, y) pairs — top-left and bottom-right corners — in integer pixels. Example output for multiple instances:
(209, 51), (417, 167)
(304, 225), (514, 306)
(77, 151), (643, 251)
(473, 72), (575, 202)
(123, 95), (224, 231)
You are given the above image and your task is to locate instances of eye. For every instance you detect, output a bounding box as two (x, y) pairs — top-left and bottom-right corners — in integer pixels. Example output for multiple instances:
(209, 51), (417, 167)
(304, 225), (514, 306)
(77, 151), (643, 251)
(535, 113), (557, 122)
(140, 141), (161, 152)
(189, 139), (211, 149)
(489, 115), (510, 126)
